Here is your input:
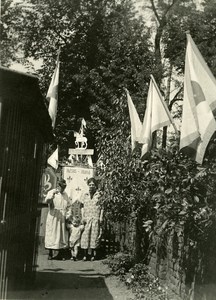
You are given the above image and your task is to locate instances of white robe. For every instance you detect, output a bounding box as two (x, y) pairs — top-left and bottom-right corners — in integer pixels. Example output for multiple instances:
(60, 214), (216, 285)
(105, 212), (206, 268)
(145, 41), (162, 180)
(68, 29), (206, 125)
(69, 224), (84, 248)
(45, 189), (70, 249)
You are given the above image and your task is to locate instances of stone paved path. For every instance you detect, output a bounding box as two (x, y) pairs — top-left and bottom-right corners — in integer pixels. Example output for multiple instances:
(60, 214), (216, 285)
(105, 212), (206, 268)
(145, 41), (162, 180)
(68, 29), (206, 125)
(7, 251), (135, 300)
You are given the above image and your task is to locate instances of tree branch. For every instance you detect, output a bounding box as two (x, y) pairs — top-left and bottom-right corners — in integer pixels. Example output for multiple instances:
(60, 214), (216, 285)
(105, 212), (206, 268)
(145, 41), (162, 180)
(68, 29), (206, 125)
(150, 0), (161, 24)
(169, 86), (183, 110)
(163, 0), (180, 18)
(51, 28), (68, 45)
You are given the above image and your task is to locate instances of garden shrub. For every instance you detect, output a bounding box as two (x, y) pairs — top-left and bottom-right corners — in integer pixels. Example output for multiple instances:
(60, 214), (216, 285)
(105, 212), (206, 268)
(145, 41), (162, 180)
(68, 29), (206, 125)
(105, 253), (169, 299)
(125, 262), (168, 300)
(104, 252), (134, 277)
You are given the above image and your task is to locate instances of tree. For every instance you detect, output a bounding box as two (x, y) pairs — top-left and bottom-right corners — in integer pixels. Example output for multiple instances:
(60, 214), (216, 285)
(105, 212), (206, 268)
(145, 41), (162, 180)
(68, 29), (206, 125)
(137, 0), (205, 147)
(1, 0), (154, 158)
(0, 0), (25, 66)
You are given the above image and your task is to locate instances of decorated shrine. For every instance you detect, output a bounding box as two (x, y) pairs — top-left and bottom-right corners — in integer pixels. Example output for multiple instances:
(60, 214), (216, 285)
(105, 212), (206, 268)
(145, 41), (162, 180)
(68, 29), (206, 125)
(62, 118), (95, 203)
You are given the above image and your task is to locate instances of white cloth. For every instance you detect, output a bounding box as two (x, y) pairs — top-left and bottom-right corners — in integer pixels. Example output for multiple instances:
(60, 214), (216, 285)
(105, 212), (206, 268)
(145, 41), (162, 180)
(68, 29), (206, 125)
(45, 189), (70, 249)
(47, 58), (60, 128)
(140, 76), (173, 157)
(126, 88), (142, 151)
(68, 224), (84, 248)
(180, 34), (216, 164)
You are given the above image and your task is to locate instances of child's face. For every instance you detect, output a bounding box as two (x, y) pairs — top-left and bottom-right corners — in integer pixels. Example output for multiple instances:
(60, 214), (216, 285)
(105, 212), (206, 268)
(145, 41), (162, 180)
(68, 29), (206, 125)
(72, 220), (79, 227)
(57, 185), (65, 193)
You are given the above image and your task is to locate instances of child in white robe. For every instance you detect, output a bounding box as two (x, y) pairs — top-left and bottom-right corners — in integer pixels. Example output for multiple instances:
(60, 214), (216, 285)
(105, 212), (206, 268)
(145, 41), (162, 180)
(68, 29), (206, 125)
(67, 217), (84, 261)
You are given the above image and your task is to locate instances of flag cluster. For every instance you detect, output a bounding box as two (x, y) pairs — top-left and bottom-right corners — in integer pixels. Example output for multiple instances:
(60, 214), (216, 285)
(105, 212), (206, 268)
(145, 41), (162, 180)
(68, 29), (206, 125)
(127, 34), (216, 165)
(47, 34), (216, 166)
(126, 75), (176, 158)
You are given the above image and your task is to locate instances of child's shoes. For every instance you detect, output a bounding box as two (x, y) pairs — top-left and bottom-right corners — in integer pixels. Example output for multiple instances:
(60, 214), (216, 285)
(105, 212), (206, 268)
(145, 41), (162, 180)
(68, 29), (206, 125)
(71, 256), (78, 261)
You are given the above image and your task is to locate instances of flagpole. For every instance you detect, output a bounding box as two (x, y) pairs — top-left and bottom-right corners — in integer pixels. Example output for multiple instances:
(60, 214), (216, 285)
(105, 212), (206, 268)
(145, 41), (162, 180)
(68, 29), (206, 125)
(57, 47), (61, 62)
(150, 74), (178, 134)
(150, 83), (158, 149)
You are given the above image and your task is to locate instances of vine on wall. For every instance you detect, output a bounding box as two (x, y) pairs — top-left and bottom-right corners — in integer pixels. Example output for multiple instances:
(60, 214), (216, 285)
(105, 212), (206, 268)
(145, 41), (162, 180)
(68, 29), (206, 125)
(96, 120), (216, 283)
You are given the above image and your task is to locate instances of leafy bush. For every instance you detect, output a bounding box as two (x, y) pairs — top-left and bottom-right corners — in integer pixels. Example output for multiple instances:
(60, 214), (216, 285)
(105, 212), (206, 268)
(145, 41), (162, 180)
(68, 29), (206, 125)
(99, 138), (216, 284)
(105, 253), (169, 299)
(104, 252), (134, 277)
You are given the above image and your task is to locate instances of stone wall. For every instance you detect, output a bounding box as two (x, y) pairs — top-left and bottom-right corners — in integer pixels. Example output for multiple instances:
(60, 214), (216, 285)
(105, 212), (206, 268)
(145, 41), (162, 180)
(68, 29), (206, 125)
(148, 227), (187, 299)
(104, 214), (216, 300)
(147, 224), (216, 300)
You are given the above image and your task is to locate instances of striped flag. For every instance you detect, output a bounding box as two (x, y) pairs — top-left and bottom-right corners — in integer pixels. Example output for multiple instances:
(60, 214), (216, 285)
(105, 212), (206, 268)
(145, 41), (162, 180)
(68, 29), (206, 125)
(47, 147), (58, 169)
(125, 88), (142, 151)
(47, 50), (60, 128)
(140, 75), (175, 157)
(180, 34), (216, 164)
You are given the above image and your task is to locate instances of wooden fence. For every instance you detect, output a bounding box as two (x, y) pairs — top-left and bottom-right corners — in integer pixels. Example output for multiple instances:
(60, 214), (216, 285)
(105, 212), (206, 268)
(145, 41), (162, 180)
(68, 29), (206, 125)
(0, 67), (53, 299)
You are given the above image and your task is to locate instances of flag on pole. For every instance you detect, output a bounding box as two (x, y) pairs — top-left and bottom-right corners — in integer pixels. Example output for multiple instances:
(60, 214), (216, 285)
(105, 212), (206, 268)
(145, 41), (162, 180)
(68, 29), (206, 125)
(140, 75), (175, 157)
(47, 50), (60, 128)
(180, 34), (216, 164)
(47, 147), (58, 169)
(125, 88), (142, 151)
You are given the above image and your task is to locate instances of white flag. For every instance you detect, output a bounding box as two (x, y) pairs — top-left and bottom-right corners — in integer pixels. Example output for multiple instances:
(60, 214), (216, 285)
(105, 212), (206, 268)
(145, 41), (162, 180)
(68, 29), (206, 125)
(87, 155), (93, 167)
(47, 148), (58, 169)
(125, 88), (142, 150)
(47, 52), (60, 128)
(180, 34), (216, 164)
(140, 76), (174, 157)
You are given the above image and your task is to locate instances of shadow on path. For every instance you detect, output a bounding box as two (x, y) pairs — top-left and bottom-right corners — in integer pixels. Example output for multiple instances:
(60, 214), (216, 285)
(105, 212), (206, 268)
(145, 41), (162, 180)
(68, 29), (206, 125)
(7, 252), (113, 300)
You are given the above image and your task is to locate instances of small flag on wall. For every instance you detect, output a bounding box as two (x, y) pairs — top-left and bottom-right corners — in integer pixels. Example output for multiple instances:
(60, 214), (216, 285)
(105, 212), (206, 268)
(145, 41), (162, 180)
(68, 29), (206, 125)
(180, 34), (216, 164)
(47, 50), (60, 128)
(140, 75), (175, 158)
(47, 147), (58, 169)
(125, 88), (142, 151)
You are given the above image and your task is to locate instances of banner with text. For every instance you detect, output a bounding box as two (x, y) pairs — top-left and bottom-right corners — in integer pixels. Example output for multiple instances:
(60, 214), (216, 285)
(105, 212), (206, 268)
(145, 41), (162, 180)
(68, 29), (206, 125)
(62, 166), (94, 203)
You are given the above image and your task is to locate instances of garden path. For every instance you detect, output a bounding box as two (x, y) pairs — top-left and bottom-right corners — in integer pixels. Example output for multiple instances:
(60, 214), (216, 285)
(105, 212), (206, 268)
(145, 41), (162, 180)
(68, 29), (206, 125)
(8, 248), (135, 300)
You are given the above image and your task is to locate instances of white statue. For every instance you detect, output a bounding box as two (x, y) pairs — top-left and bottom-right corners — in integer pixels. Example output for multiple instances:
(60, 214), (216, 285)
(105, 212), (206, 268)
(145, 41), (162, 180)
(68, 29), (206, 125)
(74, 118), (88, 149)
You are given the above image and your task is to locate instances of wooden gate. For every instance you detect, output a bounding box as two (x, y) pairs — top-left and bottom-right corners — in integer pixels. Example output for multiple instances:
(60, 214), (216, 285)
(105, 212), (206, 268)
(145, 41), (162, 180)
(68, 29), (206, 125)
(0, 67), (53, 298)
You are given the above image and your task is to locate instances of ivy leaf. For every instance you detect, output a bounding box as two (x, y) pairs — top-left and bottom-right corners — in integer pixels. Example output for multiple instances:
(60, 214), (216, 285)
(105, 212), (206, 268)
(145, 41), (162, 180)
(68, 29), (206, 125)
(143, 220), (153, 227)
(194, 196), (199, 203)
(165, 188), (172, 194)
(179, 210), (187, 216)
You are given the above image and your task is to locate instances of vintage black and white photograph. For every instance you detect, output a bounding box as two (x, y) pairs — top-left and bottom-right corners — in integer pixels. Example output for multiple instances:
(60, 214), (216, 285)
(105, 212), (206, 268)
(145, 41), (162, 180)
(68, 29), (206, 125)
(0, 0), (215, 299)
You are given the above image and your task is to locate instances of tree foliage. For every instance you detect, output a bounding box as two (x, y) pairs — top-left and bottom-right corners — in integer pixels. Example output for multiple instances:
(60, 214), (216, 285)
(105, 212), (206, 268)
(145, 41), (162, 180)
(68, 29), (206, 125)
(0, 0), (25, 66)
(1, 0), (155, 156)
